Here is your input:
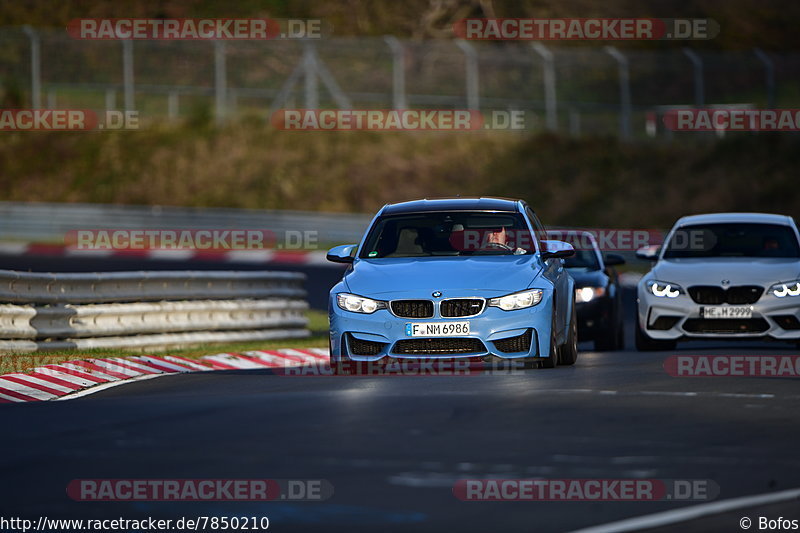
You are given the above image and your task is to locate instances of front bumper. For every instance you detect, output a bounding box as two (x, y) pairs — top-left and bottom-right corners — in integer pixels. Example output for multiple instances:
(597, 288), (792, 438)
(637, 284), (800, 341)
(329, 290), (555, 361)
(575, 297), (614, 340)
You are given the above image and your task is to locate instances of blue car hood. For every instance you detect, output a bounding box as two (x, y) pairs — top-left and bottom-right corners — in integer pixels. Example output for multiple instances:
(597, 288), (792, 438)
(343, 255), (543, 296)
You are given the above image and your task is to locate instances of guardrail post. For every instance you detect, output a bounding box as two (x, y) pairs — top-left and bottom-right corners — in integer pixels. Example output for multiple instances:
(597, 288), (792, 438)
(303, 42), (319, 109)
(455, 40), (480, 110)
(168, 91), (179, 120)
(22, 26), (41, 109)
(753, 48), (776, 108)
(604, 46), (632, 140)
(122, 39), (135, 112)
(384, 36), (407, 110)
(682, 48), (704, 108)
(214, 40), (227, 124)
(105, 88), (116, 112)
(569, 108), (581, 137)
(531, 43), (557, 131)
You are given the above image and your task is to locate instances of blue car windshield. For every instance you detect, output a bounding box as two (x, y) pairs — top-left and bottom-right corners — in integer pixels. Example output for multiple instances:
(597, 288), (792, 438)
(359, 211), (536, 258)
(663, 223), (800, 259)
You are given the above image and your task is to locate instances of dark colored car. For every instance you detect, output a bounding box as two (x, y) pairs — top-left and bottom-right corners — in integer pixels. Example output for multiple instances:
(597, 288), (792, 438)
(550, 231), (626, 351)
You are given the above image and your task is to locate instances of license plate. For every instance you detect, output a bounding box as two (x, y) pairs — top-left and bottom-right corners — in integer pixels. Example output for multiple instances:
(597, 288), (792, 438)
(405, 321), (470, 337)
(701, 306), (753, 319)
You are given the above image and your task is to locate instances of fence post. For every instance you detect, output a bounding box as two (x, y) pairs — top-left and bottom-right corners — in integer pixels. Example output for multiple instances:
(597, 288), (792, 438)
(104, 88), (116, 111)
(214, 40), (227, 124)
(455, 40), (480, 110)
(168, 91), (179, 120)
(682, 48), (704, 108)
(569, 108), (581, 137)
(384, 36), (407, 110)
(753, 48), (776, 108)
(303, 42), (319, 109)
(122, 39), (134, 111)
(531, 43), (557, 131)
(22, 26), (41, 109)
(604, 46), (632, 140)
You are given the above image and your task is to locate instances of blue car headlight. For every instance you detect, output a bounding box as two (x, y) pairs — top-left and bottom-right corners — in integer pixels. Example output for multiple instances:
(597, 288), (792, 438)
(336, 293), (387, 314)
(646, 280), (683, 298)
(770, 280), (800, 298)
(488, 289), (543, 311)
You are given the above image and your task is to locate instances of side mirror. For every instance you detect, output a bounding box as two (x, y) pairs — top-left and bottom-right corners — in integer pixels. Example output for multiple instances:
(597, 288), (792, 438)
(540, 240), (575, 260)
(604, 253), (626, 266)
(635, 245), (660, 261)
(326, 244), (357, 264)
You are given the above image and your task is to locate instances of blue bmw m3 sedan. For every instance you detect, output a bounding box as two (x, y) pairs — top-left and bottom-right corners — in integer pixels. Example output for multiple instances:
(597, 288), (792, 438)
(326, 197), (578, 368)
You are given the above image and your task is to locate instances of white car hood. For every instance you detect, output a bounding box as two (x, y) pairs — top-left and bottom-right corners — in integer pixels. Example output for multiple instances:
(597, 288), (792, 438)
(651, 257), (800, 287)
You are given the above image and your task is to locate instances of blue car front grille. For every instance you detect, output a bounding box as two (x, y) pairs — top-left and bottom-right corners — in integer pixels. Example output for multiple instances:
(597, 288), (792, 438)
(440, 298), (484, 317)
(392, 338), (486, 355)
(390, 300), (434, 318)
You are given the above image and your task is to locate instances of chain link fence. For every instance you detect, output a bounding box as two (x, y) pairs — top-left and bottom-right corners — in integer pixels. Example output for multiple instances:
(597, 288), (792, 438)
(1, 27), (799, 139)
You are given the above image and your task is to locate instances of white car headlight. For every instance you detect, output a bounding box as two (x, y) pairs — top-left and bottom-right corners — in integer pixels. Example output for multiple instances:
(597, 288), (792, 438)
(646, 280), (682, 298)
(336, 293), (386, 314)
(770, 281), (800, 298)
(575, 286), (606, 303)
(488, 289), (543, 311)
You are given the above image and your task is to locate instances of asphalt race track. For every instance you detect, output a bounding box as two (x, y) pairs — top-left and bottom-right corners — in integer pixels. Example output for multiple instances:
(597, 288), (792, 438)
(1, 254), (799, 532)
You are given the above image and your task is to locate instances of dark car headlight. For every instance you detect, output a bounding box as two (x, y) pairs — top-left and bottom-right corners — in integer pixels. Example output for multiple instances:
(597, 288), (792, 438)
(336, 293), (387, 314)
(575, 286), (606, 303)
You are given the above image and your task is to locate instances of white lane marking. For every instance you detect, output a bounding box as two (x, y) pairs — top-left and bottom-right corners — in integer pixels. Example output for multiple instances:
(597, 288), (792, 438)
(56, 373), (166, 401)
(570, 487), (800, 533)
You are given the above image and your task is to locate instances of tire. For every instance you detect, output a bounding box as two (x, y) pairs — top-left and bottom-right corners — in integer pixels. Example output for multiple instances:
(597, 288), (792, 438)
(540, 315), (560, 368)
(635, 319), (677, 351)
(560, 303), (578, 366)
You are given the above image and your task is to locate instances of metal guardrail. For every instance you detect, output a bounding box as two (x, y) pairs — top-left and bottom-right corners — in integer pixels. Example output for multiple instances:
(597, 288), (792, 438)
(0, 269), (305, 304)
(0, 201), (372, 245)
(0, 270), (309, 353)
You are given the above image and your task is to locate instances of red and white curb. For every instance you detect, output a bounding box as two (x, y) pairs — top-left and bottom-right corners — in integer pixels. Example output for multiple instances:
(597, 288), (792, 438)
(0, 242), (335, 266)
(0, 348), (329, 403)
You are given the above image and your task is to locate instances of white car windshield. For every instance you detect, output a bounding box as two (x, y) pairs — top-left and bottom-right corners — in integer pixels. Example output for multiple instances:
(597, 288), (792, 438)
(663, 223), (800, 259)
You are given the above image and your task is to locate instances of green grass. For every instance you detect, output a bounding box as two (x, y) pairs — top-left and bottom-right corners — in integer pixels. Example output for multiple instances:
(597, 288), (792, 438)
(0, 310), (329, 374)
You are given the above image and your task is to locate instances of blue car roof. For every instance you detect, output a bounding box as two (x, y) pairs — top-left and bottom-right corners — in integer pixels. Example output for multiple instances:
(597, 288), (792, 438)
(381, 197), (521, 216)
